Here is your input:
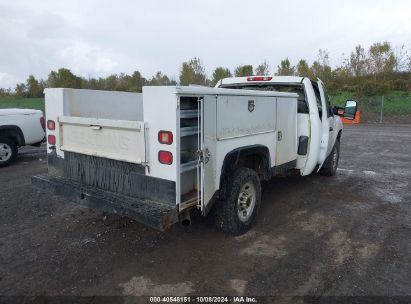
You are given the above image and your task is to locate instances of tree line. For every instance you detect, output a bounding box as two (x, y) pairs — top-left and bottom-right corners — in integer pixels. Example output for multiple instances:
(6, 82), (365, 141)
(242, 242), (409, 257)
(1, 41), (411, 99)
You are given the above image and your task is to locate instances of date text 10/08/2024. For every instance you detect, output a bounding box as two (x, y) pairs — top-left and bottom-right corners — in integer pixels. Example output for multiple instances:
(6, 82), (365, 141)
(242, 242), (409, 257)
(149, 296), (258, 303)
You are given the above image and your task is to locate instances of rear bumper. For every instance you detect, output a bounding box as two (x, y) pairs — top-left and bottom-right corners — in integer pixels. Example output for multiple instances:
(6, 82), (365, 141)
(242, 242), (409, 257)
(32, 175), (178, 231)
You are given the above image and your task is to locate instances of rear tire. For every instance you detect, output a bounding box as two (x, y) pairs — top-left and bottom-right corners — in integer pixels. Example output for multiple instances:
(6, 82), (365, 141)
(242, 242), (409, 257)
(319, 139), (340, 176)
(0, 137), (17, 167)
(213, 167), (261, 235)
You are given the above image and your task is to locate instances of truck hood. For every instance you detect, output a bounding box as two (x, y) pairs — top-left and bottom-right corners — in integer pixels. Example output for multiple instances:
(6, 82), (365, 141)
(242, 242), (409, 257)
(0, 108), (43, 116)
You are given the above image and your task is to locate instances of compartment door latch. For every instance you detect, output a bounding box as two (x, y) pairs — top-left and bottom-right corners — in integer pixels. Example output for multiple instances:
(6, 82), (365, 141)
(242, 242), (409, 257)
(197, 147), (211, 164)
(278, 131), (283, 141)
(204, 147), (211, 164)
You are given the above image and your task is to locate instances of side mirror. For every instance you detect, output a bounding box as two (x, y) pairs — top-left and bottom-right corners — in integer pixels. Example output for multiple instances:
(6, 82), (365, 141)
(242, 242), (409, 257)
(333, 106), (343, 115)
(343, 100), (357, 120)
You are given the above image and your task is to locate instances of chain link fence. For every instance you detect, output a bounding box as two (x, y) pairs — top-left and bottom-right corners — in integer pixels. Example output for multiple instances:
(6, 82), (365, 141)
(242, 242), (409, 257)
(332, 93), (411, 124)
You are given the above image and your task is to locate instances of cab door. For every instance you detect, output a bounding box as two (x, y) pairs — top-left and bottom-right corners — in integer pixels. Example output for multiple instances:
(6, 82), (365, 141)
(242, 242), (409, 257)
(317, 80), (334, 168)
(320, 81), (337, 155)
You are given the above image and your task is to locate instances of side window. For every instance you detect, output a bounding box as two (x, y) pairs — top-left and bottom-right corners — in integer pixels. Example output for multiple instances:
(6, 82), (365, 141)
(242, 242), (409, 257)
(312, 83), (322, 120)
(322, 84), (332, 117)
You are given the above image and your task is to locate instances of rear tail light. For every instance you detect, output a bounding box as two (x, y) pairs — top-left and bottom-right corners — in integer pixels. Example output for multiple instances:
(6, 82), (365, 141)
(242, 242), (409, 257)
(247, 76), (273, 81)
(48, 135), (56, 145)
(47, 120), (56, 130)
(158, 150), (173, 165)
(158, 131), (173, 145)
(40, 117), (45, 131)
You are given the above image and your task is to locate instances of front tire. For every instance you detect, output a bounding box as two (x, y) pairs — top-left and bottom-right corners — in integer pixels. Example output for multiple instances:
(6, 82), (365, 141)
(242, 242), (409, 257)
(319, 139), (340, 176)
(214, 167), (261, 235)
(0, 137), (17, 167)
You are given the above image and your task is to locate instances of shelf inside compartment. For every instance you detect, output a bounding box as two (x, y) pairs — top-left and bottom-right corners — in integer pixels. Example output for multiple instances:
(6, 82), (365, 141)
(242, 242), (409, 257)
(180, 160), (198, 173)
(180, 150), (198, 173)
(180, 109), (199, 119)
(180, 126), (198, 137)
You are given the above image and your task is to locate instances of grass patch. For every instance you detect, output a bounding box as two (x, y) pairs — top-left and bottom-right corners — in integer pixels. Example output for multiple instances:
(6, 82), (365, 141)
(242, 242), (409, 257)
(0, 97), (45, 112)
(331, 91), (411, 114)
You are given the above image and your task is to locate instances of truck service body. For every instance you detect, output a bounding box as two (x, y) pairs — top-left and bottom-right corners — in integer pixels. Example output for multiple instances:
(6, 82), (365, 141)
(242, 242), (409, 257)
(33, 77), (350, 234)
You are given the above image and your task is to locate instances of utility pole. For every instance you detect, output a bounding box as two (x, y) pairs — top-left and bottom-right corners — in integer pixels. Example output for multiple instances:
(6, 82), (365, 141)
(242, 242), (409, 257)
(380, 96), (384, 124)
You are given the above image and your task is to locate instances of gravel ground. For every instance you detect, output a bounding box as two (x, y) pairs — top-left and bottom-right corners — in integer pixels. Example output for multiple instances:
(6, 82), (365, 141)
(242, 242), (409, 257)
(0, 124), (410, 302)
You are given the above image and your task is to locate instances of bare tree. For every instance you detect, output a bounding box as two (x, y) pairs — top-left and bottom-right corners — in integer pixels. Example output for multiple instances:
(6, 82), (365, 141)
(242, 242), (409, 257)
(255, 60), (270, 76)
(318, 49), (330, 67)
(349, 45), (367, 76)
(394, 44), (409, 72)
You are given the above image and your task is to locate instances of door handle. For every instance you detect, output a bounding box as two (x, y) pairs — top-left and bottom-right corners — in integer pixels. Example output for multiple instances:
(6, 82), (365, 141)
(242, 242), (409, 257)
(329, 127), (333, 132)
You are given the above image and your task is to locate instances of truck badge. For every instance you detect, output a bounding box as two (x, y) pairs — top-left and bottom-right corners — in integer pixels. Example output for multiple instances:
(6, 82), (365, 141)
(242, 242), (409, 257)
(248, 100), (255, 112)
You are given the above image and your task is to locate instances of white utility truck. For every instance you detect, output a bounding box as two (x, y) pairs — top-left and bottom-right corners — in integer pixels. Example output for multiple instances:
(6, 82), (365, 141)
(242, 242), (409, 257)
(0, 108), (45, 167)
(32, 77), (356, 234)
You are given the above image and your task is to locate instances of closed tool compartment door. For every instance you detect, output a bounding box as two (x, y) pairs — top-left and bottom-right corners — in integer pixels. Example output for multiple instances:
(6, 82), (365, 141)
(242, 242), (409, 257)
(276, 98), (297, 165)
(200, 95), (217, 211)
(59, 116), (146, 164)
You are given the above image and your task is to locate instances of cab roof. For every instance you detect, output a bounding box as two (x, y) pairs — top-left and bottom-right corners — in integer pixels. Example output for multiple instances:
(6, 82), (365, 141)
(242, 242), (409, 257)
(216, 76), (306, 88)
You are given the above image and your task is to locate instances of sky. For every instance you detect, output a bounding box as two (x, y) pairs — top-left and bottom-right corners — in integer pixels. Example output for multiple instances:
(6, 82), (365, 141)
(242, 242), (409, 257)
(0, 0), (410, 88)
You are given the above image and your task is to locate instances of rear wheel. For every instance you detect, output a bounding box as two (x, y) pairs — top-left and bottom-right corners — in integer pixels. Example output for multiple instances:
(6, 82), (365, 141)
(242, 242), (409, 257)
(319, 139), (340, 176)
(0, 137), (17, 167)
(214, 167), (261, 235)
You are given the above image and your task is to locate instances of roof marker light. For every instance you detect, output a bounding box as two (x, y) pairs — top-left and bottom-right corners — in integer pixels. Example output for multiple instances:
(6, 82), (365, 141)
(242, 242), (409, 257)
(247, 76), (273, 81)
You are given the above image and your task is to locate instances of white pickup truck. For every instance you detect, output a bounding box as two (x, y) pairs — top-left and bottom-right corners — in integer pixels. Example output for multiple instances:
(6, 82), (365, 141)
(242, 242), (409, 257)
(32, 77), (357, 234)
(0, 108), (45, 167)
